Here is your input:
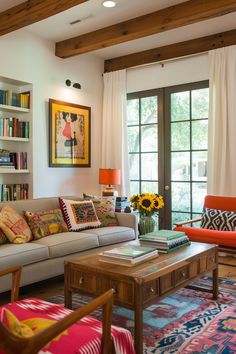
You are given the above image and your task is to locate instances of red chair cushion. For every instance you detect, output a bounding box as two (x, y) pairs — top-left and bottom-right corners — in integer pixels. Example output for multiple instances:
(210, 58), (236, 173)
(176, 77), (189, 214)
(174, 225), (236, 247)
(0, 298), (135, 354)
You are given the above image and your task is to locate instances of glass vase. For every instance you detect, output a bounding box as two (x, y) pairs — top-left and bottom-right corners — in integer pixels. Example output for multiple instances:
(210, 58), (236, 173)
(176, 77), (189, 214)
(139, 215), (156, 235)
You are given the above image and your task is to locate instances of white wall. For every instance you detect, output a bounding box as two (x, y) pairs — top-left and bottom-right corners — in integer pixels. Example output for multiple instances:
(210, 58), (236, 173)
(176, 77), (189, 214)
(127, 54), (209, 93)
(0, 30), (104, 198)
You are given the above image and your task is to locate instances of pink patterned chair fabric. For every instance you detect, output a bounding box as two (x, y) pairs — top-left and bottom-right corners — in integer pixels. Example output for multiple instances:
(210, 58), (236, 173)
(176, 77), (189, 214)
(0, 297), (135, 354)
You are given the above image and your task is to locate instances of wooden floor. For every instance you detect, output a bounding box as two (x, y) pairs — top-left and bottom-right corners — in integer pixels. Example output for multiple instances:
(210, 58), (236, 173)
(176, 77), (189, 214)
(0, 255), (236, 306)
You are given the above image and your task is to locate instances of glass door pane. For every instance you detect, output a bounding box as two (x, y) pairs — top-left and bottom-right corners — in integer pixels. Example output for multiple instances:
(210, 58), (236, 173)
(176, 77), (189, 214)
(127, 81), (209, 230)
(165, 82), (209, 228)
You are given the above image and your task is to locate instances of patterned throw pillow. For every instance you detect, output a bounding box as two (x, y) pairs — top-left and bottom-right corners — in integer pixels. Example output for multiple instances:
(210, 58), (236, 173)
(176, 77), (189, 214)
(0, 205), (32, 244)
(201, 208), (236, 231)
(83, 193), (119, 227)
(24, 209), (68, 240)
(59, 198), (101, 231)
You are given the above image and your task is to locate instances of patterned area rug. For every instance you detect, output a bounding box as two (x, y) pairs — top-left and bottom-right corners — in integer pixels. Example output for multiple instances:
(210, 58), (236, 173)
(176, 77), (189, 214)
(48, 276), (236, 353)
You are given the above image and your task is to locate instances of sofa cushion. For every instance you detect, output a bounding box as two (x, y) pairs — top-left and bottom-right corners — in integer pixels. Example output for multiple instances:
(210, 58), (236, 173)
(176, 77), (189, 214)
(33, 232), (99, 258)
(59, 198), (101, 231)
(0, 243), (49, 269)
(81, 226), (135, 246)
(24, 209), (68, 240)
(83, 194), (119, 227)
(0, 205), (32, 244)
(201, 207), (236, 231)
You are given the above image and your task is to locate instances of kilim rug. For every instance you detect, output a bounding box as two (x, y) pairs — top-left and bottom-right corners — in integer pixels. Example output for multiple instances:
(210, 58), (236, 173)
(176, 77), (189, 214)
(48, 276), (236, 353)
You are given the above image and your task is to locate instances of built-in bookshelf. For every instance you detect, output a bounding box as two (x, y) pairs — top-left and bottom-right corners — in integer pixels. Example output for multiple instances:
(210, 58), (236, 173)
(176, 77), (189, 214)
(0, 76), (32, 201)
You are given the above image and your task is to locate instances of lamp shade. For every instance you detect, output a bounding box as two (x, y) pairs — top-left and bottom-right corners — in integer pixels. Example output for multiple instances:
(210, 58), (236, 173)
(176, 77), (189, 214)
(99, 168), (121, 185)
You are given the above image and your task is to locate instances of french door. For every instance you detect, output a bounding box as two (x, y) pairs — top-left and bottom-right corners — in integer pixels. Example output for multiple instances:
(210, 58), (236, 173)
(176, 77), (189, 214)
(127, 81), (209, 229)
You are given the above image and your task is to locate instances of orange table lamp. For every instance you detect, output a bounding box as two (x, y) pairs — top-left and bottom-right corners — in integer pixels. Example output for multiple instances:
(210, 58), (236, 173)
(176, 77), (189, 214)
(99, 168), (121, 196)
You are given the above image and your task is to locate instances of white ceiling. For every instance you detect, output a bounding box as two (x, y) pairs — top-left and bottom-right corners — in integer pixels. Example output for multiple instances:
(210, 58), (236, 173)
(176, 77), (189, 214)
(1, 0), (236, 59)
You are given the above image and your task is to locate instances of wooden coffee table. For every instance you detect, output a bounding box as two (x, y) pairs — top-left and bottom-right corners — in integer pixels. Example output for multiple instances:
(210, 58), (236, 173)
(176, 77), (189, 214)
(64, 242), (218, 354)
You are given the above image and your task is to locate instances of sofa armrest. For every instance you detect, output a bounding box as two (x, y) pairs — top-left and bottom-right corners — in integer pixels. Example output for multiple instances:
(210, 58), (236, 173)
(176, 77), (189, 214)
(115, 212), (139, 239)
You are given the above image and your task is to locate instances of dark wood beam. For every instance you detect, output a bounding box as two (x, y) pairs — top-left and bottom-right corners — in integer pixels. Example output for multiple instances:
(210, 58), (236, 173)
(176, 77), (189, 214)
(104, 29), (236, 72)
(0, 0), (88, 36)
(56, 0), (236, 58)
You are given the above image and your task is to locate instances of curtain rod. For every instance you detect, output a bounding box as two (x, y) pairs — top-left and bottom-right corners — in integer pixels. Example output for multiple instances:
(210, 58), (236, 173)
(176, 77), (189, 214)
(127, 51), (208, 72)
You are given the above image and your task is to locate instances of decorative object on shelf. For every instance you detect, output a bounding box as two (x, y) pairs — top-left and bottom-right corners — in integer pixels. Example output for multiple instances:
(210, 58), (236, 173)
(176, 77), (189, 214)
(65, 79), (81, 90)
(99, 168), (121, 196)
(49, 99), (91, 167)
(130, 193), (164, 235)
(115, 196), (130, 212)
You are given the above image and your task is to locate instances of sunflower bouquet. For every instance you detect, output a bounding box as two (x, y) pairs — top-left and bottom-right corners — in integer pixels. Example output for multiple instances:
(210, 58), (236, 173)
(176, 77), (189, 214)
(130, 193), (164, 217)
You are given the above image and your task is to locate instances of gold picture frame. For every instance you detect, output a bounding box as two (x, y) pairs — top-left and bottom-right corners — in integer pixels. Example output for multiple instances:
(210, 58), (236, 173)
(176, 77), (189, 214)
(49, 99), (91, 167)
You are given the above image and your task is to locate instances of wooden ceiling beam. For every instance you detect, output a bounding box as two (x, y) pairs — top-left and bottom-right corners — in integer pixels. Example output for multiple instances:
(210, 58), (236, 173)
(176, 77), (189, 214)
(0, 0), (88, 36)
(104, 29), (236, 72)
(55, 0), (236, 58)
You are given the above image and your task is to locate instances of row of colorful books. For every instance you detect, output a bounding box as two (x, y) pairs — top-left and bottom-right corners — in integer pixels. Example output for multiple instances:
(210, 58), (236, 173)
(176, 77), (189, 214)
(0, 150), (27, 170)
(0, 118), (30, 138)
(0, 90), (30, 109)
(0, 184), (29, 201)
(99, 245), (158, 267)
(139, 229), (190, 253)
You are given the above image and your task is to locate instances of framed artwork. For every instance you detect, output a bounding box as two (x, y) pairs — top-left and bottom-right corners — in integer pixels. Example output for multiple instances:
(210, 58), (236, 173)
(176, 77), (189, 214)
(49, 99), (91, 167)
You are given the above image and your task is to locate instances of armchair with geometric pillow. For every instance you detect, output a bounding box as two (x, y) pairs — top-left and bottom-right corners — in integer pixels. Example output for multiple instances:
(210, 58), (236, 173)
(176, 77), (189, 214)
(0, 267), (135, 354)
(174, 195), (236, 263)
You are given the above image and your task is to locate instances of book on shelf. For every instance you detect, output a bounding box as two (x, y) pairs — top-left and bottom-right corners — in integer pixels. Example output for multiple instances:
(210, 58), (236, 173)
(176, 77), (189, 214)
(99, 252), (158, 267)
(141, 229), (186, 240)
(102, 245), (157, 259)
(0, 89), (30, 109)
(0, 184), (29, 201)
(0, 118), (29, 138)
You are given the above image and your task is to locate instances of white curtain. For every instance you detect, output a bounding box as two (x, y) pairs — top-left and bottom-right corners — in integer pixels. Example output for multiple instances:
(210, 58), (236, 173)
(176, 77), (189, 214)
(208, 46), (236, 196)
(101, 70), (130, 196)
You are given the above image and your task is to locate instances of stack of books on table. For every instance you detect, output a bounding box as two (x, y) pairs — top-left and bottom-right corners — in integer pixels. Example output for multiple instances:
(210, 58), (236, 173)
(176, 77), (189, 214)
(139, 229), (190, 253)
(99, 245), (158, 267)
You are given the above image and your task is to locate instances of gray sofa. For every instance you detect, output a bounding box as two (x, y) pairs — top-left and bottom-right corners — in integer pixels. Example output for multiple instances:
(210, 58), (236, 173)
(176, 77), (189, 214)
(0, 197), (138, 292)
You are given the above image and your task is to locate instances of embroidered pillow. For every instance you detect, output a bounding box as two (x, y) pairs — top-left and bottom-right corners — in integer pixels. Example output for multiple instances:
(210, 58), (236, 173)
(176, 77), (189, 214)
(59, 198), (101, 231)
(24, 208), (68, 240)
(0, 229), (9, 244)
(0, 205), (32, 244)
(83, 193), (119, 227)
(201, 208), (236, 231)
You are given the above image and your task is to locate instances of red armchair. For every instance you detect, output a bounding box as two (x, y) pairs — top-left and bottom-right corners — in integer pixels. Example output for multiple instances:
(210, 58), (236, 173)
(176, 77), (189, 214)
(0, 267), (135, 354)
(174, 195), (236, 251)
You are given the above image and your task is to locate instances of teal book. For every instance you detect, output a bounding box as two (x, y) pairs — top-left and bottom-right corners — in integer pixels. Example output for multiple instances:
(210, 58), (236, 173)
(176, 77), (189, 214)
(141, 229), (186, 240)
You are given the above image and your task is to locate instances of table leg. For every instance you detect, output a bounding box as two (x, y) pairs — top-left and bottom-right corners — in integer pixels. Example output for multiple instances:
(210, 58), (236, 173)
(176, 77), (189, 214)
(212, 267), (218, 300)
(65, 288), (72, 309)
(64, 263), (72, 309)
(134, 284), (143, 354)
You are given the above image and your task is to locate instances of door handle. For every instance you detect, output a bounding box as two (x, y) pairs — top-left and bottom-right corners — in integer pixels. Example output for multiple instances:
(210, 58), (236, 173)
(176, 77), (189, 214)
(164, 185), (170, 191)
